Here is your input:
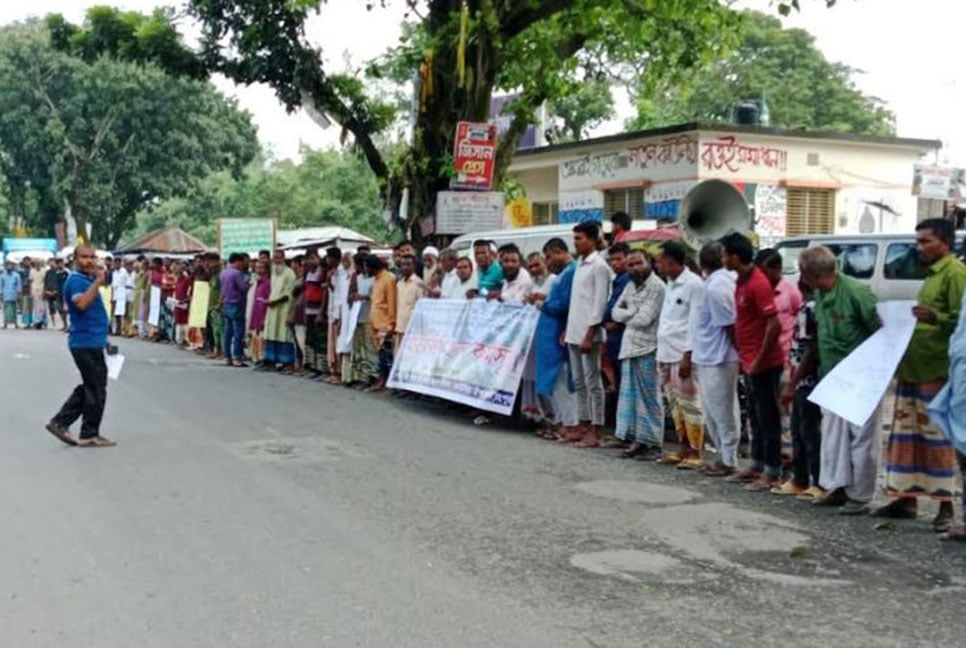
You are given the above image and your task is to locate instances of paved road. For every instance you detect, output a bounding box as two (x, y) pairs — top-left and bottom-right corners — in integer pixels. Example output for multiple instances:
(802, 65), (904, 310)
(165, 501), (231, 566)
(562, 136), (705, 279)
(1, 331), (964, 647)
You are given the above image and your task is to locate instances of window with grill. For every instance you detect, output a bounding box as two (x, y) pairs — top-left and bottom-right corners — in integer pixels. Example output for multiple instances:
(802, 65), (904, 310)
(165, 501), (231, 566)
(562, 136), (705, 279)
(786, 188), (835, 236)
(604, 188), (646, 220)
(532, 202), (558, 226)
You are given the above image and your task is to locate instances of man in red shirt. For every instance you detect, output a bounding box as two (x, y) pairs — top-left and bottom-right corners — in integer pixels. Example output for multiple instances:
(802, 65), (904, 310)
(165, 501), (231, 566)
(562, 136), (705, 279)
(721, 233), (785, 491)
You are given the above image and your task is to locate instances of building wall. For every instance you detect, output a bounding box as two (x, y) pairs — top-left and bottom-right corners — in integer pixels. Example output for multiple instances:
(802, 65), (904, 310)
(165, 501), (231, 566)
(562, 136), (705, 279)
(508, 126), (933, 239)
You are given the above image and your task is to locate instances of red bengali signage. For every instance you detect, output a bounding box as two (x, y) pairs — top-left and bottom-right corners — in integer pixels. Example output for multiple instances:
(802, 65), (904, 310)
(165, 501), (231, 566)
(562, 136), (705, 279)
(452, 121), (498, 190)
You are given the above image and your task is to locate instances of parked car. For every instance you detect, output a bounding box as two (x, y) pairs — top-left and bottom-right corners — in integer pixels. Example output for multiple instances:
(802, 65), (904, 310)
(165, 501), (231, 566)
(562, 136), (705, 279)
(775, 232), (966, 301)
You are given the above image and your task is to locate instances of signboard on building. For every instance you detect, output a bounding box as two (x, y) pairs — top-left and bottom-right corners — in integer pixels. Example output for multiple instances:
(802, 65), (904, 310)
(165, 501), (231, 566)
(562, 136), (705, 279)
(558, 190), (604, 224)
(558, 134), (699, 192)
(1, 237), (58, 261)
(754, 185), (788, 241)
(912, 165), (965, 200)
(436, 191), (504, 234)
(452, 122), (498, 190)
(506, 198), (533, 228)
(218, 218), (276, 258)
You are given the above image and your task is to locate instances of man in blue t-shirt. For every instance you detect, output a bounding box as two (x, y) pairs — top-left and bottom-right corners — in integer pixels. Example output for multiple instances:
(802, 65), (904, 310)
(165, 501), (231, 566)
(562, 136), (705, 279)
(46, 245), (116, 448)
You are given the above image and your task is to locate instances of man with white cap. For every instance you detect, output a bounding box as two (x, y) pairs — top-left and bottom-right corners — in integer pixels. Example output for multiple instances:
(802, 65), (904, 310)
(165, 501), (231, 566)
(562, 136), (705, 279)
(422, 245), (441, 286)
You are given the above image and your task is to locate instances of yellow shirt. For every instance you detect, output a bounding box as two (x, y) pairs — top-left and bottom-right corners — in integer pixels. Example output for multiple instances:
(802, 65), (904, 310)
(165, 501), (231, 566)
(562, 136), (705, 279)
(395, 274), (425, 334)
(370, 270), (397, 335)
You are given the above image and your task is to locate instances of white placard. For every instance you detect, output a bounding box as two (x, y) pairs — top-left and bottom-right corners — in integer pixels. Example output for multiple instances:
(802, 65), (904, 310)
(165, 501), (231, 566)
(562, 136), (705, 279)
(808, 300), (917, 426)
(148, 286), (162, 327)
(436, 191), (504, 235)
(106, 353), (125, 381)
(336, 301), (361, 355)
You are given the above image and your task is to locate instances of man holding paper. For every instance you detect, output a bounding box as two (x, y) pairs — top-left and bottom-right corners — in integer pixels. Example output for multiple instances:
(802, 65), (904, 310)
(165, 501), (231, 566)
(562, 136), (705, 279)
(46, 246), (116, 448)
(799, 246), (880, 513)
(873, 219), (966, 531)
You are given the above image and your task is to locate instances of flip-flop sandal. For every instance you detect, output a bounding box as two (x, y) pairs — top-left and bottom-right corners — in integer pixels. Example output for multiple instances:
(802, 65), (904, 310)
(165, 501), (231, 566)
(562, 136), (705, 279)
(78, 437), (116, 448)
(45, 422), (77, 447)
(941, 525), (966, 542)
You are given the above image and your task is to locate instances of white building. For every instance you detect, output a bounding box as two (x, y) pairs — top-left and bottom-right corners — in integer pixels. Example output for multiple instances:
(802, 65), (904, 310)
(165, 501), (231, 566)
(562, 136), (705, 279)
(507, 122), (941, 244)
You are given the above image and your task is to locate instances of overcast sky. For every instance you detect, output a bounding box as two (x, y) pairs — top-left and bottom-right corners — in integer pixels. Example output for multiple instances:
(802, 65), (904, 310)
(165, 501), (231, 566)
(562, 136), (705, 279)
(2, 0), (963, 165)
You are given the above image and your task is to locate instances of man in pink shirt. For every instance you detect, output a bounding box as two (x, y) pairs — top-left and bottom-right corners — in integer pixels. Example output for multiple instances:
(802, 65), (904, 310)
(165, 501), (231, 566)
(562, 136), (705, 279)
(755, 249), (803, 360)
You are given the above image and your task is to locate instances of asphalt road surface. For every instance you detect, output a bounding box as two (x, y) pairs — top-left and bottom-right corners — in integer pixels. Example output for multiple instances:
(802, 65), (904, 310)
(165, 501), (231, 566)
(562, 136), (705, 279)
(2, 330), (965, 648)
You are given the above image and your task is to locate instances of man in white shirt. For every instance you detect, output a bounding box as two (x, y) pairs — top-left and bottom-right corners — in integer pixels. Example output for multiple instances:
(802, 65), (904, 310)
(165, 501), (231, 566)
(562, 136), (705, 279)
(563, 221), (612, 448)
(489, 244), (533, 304)
(689, 242), (741, 476)
(656, 240), (705, 469)
(110, 257), (129, 336)
(433, 249), (460, 298)
(442, 257), (477, 299)
(326, 246), (349, 381)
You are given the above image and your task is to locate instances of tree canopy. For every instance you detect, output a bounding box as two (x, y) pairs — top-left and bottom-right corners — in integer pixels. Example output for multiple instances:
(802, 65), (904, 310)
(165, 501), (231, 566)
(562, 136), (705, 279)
(188, 0), (738, 238)
(0, 17), (258, 248)
(132, 149), (385, 246)
(630, 10), (895, 136)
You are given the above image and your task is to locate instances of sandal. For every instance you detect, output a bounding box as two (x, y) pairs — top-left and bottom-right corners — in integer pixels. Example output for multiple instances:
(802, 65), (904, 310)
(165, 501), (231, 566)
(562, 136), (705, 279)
(940, 524), (966, 542)
(78, 436), (116, 448)
(45, 421), (77, 447)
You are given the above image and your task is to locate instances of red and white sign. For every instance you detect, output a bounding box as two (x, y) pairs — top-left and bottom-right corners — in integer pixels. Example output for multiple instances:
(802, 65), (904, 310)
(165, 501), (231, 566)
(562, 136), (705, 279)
(452, 121), (498, 190)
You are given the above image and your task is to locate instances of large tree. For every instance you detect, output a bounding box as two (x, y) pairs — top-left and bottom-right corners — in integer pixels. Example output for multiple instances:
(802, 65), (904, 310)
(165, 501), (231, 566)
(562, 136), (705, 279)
(630, 10), (895, 135)
(133, 149), (386, 245)
(0, 20), (258, 248)
(188, 0), (738, 238)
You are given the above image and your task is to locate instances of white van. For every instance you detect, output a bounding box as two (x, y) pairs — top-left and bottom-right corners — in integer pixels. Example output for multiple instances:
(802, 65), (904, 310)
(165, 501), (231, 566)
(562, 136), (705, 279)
(775, 232), (965, 301)
(448, 223), (603, 259)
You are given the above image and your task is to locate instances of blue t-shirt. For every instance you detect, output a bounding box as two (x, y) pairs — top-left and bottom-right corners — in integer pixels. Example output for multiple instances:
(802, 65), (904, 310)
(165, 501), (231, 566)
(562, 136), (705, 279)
(64, 272), (109, 349)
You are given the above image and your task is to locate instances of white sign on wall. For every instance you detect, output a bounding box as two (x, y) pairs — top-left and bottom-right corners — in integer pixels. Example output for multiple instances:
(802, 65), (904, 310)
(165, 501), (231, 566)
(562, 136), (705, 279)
(558, 189), (605, 224)
(755, 185), (787, 239)
(558, 134), (699, 192)
(436, 191), (505, 235)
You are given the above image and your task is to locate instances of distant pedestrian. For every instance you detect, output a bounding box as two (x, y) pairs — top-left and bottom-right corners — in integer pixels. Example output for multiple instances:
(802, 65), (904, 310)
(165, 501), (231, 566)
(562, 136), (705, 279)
(873, 219), (966, 530)
(46, 245), (115, 448)
(220, 252), (251, 367)
(1, 261), (23, 329)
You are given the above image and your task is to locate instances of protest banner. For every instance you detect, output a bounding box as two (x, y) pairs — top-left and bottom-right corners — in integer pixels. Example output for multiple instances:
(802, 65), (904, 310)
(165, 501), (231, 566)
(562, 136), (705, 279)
(188, 281), (210, 328)
(452, 121), (498, 190)
(218, 218), (276, 258)
(388, 299), (540, 415)
(148, 286), (162, 327)
(808, 300), (917, 426)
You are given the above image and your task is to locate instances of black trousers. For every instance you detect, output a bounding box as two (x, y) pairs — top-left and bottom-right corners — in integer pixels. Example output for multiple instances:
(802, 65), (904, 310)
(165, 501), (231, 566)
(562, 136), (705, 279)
(791, 384), (822, 487)
(749, 366), (784, 476)
(53, 348), (107, 439)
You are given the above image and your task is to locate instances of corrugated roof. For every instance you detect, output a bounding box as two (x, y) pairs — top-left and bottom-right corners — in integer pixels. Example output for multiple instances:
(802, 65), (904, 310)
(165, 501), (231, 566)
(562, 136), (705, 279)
(115, 227), (210, 254)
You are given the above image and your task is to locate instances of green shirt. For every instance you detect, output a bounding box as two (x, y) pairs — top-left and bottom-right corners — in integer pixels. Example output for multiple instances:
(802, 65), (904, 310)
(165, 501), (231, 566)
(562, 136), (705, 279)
(897, 253), (966, 383)
(208, 271), (221, 310)
(814, 273), (879, 377)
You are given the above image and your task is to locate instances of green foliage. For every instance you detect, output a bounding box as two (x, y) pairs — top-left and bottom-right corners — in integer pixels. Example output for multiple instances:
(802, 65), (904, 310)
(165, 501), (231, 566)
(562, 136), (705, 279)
(630, 10), (894, 136)
(131, 150), (386, 245)
(46, 7), (207, 80)
(550, 77), (615, 142)
(0, 21), (257, 248)
(189, 0), (738, 237)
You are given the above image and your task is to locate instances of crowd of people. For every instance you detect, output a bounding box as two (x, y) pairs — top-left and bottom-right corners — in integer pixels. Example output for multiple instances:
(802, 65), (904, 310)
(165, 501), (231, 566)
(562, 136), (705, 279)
(0, 257), (70, 330)
(7, 214), (966, 541)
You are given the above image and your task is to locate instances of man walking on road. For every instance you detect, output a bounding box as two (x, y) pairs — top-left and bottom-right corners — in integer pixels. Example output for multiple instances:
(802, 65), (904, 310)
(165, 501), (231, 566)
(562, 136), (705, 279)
(873, 219), (966, 530)
(46, 246), (115, 448)
(563, 221), (612, 448)
(799, 246), (880, 513)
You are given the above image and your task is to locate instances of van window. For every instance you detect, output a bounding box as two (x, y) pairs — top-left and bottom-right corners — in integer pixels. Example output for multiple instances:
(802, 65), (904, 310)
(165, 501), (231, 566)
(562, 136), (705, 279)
(776, 241), (808, 275)
(884, 243), (927, 281)
(824, 243), (877, 280)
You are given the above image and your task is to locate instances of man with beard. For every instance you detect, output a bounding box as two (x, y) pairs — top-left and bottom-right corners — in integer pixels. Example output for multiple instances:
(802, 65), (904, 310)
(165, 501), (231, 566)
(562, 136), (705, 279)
(489, 244), (533, 303)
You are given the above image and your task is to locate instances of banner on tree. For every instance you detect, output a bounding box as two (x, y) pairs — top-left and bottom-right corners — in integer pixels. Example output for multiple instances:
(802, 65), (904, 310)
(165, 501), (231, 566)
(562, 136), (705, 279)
(388, 299), (539, 415)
